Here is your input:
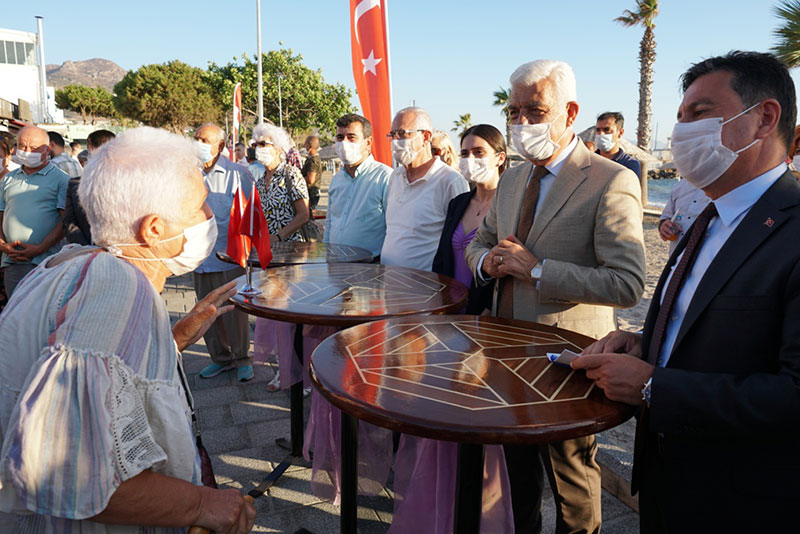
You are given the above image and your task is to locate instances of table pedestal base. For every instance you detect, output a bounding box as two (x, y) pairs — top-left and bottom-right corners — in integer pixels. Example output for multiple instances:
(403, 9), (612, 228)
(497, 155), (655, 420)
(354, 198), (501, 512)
(251, 325), (308, 493)
(454, 443), (485, 533)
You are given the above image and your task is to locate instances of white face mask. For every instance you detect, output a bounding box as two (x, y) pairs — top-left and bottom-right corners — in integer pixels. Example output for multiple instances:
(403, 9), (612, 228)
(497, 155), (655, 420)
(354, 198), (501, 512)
(392, 134), (422, 166)
(510, 109), (568, 161)
(335, 140), (365, 165)
(670, 102), (761, 188)
(107, 216), (218, 276)
(792, 155), (800, 171)
(595, 133), (615, 152)
(11, 149), (46, 168)
(255, 146), (273, 167)
(459, 156), (496, 184)
(196, 140), (214, 163)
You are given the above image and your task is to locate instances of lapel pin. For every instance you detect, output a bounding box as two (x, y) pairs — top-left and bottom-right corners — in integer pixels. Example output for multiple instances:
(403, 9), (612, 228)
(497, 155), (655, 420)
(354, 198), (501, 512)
(764, 217), (775, 228)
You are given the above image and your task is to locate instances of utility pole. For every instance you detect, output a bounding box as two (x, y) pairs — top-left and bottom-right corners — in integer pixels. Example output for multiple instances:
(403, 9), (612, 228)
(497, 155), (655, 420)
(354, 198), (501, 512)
(256, 0), (263, 124)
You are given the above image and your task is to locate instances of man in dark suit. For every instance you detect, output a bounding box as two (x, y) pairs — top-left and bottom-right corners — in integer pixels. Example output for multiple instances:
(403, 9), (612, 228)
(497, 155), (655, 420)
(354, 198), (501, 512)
(575, 51), (800, 533)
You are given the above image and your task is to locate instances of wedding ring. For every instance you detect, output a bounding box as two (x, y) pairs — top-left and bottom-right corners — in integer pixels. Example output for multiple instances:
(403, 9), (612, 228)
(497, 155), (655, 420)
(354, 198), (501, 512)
(498, 256), (504, 264)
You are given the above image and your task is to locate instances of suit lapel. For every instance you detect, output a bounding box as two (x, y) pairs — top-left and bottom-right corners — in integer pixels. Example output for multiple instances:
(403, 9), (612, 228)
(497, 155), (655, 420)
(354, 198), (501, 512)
(671, 172), (798, 355)
(527, 141), (589, 247)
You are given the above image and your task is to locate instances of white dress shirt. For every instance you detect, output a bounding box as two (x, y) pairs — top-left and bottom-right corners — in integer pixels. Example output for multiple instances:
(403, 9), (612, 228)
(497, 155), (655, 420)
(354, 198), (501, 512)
(659, 179), (711, 254)
(477, 135), (579, 281)
(381, 157), (469, 270)
(656, 163), (786, 366)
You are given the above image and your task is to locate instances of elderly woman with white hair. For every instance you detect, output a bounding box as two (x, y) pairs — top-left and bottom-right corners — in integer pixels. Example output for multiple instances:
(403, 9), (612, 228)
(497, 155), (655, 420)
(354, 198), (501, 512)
(0, 127), (255, 533)
(251, 123), (309, 242)
(250, 123), (311, 393)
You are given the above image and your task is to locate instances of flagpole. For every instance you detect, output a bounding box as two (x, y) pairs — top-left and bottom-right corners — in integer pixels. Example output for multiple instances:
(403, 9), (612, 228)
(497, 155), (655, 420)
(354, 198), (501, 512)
(383, 0), (393, 119)
(256, 0), (264, 125)
(239, 184), (261, 296)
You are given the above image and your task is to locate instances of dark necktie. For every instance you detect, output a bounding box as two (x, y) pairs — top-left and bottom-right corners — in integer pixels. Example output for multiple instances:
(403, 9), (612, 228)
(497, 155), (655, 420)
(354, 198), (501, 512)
(647, 202), (718, 365)
(496, 165), (549, 318)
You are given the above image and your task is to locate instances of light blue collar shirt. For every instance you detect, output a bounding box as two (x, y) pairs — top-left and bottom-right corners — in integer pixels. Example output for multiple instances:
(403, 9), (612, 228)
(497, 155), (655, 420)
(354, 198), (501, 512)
(196, 156), (254, 273)
(324, 155), (392, 257)
(656, 163), (787, 366)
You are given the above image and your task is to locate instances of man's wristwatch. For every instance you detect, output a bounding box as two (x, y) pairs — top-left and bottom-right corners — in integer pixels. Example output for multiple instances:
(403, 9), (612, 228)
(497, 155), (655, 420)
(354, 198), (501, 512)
(530, 261), (543, 281)
(641, 377), (653, 407)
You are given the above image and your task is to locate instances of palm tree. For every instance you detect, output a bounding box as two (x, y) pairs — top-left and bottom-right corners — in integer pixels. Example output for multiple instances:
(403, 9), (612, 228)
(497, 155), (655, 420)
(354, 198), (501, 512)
(452, 113), (473, 136)
(772, 0), (800, 66)
(492, 87), (511, 144)
(616, 0), (659, 151)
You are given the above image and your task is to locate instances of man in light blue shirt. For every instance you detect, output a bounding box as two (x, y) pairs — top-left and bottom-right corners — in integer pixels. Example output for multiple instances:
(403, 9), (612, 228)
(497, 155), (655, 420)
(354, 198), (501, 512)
(325, 113), (391, 258)
(0, 126), (69, 296)
(193, 123), (255, 382)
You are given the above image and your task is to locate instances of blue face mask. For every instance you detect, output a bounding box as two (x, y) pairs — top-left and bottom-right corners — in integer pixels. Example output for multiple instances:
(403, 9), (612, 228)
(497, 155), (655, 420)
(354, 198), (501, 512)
(196, 141), (214, 163)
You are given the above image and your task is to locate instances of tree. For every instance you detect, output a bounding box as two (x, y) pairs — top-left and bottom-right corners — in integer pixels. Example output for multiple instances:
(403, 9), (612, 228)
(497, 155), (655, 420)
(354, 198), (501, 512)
(616, 0), (659, 150)
(113, 60), (222, 133)
(54, 84), (116, 125)
(492, 87), (511, 144)
(206, 47), (356, 139)
(451, 113), (472, 136)
(772, 0), (800, 67)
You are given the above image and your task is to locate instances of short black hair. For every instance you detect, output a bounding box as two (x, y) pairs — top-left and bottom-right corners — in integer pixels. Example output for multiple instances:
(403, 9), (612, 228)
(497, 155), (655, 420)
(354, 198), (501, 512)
(681, 51), (797, 151)
(69, 141), (81, 149)
(47, 131), (65, 148)
(87, 129), (116, 149)
(597, 111), (624, 130)
(235, 142), (246, 149)
(336, 113), (372, 138)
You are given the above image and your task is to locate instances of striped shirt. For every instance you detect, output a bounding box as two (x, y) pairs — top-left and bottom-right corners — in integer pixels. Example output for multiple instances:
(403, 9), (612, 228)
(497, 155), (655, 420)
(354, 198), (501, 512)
(0, 247), (200, 533)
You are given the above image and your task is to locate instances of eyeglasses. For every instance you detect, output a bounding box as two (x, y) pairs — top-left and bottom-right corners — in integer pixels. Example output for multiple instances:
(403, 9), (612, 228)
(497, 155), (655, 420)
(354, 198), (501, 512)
(386, 129), (425, 140)
(252, 140), (274, 148)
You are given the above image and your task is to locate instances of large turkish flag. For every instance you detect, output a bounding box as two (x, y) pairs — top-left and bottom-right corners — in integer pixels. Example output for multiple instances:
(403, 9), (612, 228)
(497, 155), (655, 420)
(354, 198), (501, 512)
(350, 0), (392, 166)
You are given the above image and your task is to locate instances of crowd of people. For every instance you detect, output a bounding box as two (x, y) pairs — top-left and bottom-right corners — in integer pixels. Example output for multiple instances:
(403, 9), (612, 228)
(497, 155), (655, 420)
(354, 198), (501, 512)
(0, 49), (798, 534)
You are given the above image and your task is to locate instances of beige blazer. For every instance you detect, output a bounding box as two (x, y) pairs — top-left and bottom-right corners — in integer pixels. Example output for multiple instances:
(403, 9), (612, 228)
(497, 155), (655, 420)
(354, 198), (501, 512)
(465, 140), (646, 340)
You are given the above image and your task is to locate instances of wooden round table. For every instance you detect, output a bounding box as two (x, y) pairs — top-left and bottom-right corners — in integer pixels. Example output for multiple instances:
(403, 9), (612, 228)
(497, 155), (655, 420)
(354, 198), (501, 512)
(231, 263), (469, 327)
(230, 263), (468, 523)
(310, 315), (637, 533)
(216, 241), (373, 267)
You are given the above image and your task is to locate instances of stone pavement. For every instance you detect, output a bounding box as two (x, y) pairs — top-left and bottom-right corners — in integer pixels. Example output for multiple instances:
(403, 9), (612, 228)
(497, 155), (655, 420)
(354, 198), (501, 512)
(164, 273), (640, 534)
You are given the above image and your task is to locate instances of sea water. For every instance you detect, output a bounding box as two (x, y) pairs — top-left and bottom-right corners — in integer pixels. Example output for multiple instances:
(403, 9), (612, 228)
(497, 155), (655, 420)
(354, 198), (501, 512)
(647, 178), (678, 208)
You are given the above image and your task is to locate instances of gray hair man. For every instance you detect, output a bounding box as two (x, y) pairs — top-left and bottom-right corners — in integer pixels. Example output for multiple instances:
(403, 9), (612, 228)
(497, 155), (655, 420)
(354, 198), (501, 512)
(466, 59), (645, 533)
(381, 107), (468, 270)
(0, 125), (70, 296)
(193, 123), (256, 382)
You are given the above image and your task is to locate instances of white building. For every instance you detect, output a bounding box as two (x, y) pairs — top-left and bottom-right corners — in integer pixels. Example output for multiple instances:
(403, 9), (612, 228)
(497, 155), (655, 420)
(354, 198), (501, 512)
(0, 24), (63, 125)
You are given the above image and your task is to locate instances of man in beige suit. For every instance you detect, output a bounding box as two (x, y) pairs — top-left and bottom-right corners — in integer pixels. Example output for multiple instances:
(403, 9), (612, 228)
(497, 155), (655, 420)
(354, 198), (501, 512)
(466, 59), (645, 533)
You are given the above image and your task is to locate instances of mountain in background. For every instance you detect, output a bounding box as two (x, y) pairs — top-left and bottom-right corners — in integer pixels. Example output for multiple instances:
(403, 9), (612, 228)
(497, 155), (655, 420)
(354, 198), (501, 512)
(46, 58), (127, 92)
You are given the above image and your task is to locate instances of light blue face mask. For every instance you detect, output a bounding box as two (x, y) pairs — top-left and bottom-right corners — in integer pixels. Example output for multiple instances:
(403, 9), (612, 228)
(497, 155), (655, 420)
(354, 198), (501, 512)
(196, 141), (214, 163)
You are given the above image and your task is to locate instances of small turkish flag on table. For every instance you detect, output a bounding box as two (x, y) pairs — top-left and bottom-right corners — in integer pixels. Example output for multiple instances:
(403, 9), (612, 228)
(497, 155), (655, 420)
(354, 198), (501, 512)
(350, 0), (392, 166)
(238, 183), (272, 269)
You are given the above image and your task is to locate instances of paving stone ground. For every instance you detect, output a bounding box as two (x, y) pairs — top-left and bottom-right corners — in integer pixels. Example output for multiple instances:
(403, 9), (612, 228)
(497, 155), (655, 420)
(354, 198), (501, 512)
(164, 266), (640, 534)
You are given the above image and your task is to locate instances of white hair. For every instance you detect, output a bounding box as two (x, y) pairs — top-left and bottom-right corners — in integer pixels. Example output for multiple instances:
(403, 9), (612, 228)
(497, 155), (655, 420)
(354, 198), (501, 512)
(78, 126), (202, 245)
(510, 60), (577, 105)
(196, 123), (225, 144)
(251, 123), (292, 154)
(394, 107), (433, 131)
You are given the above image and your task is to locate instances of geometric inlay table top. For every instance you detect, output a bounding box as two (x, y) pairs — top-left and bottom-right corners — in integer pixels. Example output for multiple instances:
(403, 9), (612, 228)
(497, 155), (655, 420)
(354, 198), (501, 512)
(310, 315), (636, 444)
(231, 264), (469, 327)
(216, 241), (373, 267)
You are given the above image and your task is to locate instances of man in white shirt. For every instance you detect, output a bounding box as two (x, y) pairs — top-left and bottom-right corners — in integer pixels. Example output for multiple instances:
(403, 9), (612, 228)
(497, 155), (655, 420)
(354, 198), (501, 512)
(381, 107), (468, 270)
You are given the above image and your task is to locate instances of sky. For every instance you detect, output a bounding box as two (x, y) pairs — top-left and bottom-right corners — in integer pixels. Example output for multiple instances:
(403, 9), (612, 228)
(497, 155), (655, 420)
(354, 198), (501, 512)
(4, 0), (795, 148)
